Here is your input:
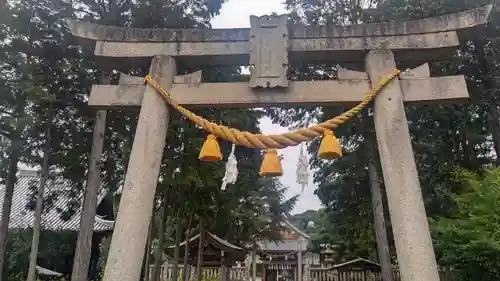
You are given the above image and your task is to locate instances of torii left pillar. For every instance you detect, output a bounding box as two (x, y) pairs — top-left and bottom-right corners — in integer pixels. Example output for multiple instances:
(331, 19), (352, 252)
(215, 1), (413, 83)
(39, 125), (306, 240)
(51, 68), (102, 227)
(102, 56), (176, 281)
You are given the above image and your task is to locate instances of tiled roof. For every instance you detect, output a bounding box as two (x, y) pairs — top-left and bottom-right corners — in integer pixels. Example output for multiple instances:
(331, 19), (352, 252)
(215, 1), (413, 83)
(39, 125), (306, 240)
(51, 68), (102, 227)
(257, 219), (309, 252)
(283, 219), (310, 239)
(0, 170), (114, 232)
(36, 265), (63, 277)
(173, 232), (244, 252)
(258, 240), (302, 251)
(329, 258), (381, 270)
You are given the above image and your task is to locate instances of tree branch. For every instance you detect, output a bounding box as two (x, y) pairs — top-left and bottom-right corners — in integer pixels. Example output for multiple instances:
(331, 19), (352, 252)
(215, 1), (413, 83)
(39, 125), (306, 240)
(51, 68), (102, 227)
(0, 129), (10, 139)
(0, 108), (14, 116)
(74, 8), (99, 17)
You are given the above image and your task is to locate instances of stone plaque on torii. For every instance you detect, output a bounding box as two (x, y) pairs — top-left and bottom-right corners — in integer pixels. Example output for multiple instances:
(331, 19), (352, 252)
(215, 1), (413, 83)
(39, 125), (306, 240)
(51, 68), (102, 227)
(67, 6), (492, 281)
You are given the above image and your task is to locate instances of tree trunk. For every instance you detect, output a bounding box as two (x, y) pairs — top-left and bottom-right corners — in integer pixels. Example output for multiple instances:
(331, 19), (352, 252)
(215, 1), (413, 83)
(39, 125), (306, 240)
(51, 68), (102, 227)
(195, 223), (204, 281)
(462, 131), (479, 169)
(89, 233), (102, 280)
(171, 217), (182, 281)
(364, 111), (393, 281)
(0, 101), (26, 280)
(71, 72), (109, 281)
(181, 214), (192, 281)
(153, 195), (169, 281)
(251, 243), (257, 281)
(144, 213), (155, 281)
(488, 106), (500, 166)
(27, 104), (53, 281)
(368, 155), (393, 281)
(71, 110), (107, 281)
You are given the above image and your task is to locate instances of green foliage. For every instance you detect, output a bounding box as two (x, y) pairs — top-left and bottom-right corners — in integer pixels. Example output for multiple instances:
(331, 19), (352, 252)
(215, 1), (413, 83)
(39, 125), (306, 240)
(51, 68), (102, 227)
(5, 230), (76, 280)
(287, 209), (321, 233)
(431, 168), (500, 280)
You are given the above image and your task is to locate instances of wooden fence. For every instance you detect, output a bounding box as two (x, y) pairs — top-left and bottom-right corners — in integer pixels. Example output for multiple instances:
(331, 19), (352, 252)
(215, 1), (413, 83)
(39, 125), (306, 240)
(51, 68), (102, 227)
(308, 267), (457, 281)
(150, 265), (249, 281)
(153, 265), (457, 281)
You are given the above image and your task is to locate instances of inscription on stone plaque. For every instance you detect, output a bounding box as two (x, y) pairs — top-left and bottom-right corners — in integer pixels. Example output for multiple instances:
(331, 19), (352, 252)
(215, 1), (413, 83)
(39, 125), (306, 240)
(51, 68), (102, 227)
(249, 14), (289, 88)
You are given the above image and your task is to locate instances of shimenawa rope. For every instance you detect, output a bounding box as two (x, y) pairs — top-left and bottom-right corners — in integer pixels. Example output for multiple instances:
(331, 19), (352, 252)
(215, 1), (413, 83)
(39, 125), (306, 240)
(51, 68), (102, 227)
(144, 69), (400, 150)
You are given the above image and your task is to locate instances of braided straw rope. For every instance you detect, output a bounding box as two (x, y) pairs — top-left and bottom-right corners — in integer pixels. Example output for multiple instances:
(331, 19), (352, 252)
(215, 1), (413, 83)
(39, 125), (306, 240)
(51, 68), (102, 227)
(145, 69), (400, 150)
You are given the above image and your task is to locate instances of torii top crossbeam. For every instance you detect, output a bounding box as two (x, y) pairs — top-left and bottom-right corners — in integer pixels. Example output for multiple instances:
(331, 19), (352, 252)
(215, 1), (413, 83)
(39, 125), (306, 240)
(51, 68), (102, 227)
(68, 5), (491, 70)
(66, 6), (492, 109)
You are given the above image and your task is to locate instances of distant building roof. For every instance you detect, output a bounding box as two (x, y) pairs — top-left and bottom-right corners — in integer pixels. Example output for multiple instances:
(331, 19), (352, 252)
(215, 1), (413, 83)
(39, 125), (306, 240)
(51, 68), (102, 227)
(171, 232), (244, 252)
(282, 219), (310, 239)
(257, 219), (309, 252)
(167, 232), (246, 266)
(36, 265), (63, 277)
(329, 258), (381, 272)
(258, 240), (302, 251)
(0, 170), (114, 232)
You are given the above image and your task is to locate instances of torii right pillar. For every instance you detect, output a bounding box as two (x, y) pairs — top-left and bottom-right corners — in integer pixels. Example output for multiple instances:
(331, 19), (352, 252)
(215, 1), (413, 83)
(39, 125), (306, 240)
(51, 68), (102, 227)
(366, 49), (440, 281)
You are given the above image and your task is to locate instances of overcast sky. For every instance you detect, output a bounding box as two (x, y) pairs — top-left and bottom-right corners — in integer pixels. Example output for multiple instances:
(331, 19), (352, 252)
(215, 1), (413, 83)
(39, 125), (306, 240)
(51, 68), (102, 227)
(211, 0), (323, 214)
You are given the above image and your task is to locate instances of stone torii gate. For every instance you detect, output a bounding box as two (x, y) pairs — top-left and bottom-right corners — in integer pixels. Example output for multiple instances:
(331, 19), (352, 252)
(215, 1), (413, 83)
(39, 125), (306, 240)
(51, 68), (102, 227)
(67, 6), (491, 281)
